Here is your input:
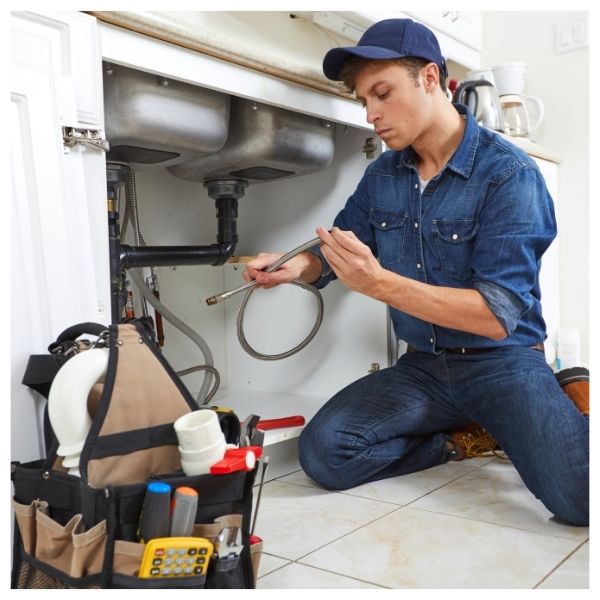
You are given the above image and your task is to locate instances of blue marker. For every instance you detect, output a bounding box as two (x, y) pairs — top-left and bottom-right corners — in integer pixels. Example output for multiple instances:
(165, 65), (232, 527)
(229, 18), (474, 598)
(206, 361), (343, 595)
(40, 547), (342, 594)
(137, 481), (172, 543)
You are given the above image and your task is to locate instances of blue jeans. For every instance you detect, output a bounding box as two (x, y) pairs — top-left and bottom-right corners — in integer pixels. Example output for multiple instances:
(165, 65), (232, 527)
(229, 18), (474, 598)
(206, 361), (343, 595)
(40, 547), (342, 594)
(299, 347), (589, 526)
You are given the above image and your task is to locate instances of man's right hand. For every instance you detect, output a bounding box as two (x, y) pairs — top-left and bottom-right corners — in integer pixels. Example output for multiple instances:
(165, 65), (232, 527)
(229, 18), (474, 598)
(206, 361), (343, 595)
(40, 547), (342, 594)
(242, 251), (322, 289)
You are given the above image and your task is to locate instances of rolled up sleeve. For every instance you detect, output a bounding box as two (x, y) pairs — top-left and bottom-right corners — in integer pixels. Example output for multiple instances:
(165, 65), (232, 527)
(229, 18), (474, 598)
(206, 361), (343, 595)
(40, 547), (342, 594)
(471, 165), (556, 336)
(473, 279), (527, 335)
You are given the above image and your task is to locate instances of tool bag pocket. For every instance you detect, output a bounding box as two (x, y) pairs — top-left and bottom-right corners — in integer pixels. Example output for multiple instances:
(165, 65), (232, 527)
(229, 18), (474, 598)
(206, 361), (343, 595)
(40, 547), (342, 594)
(12, 461), (257, 589)
(11, 462), (107, 588)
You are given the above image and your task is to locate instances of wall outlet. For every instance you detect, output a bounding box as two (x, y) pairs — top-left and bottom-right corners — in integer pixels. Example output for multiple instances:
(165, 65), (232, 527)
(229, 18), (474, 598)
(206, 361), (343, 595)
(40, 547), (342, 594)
(556, 15), (588, 54)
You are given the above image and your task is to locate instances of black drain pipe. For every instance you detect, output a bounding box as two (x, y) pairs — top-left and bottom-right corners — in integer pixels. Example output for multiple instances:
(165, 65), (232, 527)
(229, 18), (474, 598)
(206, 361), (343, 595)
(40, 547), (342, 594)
(108, 173), (247, 323)
(119, 179), (246, 270)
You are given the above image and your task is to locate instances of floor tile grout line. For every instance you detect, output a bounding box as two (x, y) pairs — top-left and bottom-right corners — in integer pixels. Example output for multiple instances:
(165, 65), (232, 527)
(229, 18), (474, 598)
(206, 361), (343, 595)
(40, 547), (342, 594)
(405, 504), (588, 542)
(264, 477), (406, 509)
(290, 561), (391, 589)
(532, 539), (589, 589)
(268, 463), (488, 509)
(257, 552), (390, 588)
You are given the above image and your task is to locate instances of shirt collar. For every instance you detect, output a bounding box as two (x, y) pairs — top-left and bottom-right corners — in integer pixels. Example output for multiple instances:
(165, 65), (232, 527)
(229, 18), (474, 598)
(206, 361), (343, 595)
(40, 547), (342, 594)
(400, 103), (479, 179)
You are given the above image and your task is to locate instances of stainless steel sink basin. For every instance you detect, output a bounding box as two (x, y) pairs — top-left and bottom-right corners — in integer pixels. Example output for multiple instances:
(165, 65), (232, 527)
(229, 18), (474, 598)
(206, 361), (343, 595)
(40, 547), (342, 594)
(103, 63), (230, 168)
(168, 96), (335, 184)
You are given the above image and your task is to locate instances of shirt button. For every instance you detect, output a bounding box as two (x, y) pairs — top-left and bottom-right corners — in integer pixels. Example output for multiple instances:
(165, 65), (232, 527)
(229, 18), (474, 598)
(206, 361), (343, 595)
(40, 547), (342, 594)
(417, 263), (421, 269)
(381, 222), (386, 228)
(429, 338), (434, 344)
(452, 233), (459, 240)
(414, 183), (418, 189)
(414, 223), (419, 229)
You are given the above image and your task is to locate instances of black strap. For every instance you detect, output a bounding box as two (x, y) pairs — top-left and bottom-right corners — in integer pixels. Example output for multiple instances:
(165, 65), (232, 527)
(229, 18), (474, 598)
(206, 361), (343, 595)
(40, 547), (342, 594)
(21, 355), (69, 400)
(49, 322), (107, 352)
(90, 424), (179, 460)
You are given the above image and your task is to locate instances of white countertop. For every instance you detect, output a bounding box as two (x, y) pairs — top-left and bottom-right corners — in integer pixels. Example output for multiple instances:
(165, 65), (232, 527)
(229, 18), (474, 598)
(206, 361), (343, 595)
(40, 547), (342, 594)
(498, 133), (560, 164)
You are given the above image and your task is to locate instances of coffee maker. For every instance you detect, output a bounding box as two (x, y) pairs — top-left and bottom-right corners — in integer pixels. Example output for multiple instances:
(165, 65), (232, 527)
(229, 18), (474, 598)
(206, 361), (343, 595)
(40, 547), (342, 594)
(491, 62), (544, 138)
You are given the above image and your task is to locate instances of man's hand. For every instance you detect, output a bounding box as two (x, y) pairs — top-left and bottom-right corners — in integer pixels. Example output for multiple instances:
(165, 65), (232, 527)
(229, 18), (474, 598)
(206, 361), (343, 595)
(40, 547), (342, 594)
(317, 226), (384, 297)
(242, 251), (321, 289)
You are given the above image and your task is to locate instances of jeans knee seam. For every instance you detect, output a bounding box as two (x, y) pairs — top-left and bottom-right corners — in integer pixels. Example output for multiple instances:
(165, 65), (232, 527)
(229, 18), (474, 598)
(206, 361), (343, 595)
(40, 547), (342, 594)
(349, 399), (448, 456)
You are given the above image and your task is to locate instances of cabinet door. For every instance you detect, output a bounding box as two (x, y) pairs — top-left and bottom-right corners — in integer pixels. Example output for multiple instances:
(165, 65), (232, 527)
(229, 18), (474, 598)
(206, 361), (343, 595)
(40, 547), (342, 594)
(11, 11), (109, 461)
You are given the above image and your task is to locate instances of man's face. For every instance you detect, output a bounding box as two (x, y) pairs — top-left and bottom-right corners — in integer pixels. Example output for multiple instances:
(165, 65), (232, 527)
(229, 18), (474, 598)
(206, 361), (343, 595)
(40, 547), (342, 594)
(354, 61), (431, 151)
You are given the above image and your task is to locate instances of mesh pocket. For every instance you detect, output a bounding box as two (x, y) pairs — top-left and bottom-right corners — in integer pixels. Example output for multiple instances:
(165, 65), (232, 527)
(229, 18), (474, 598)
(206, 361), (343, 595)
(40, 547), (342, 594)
(14, 559), (101, 589)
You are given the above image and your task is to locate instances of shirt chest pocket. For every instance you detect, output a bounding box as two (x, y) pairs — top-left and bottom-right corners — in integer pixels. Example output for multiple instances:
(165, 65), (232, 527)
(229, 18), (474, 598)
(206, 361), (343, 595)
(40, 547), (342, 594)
(432, 218), (479, 281)
(368, 208), (408, 269)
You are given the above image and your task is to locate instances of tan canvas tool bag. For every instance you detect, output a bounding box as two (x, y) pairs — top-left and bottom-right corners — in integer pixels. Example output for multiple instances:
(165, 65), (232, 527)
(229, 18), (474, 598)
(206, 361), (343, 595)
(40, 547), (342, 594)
(12, 320), (258, 589)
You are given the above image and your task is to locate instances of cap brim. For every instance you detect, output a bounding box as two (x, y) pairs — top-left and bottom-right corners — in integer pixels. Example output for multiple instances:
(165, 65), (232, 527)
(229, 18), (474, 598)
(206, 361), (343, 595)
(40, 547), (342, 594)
(323, 46), (408, 81)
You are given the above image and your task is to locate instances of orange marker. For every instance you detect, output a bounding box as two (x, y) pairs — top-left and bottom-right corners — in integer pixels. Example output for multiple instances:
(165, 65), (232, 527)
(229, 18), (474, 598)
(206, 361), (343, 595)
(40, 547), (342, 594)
(170, 486), (198, 537)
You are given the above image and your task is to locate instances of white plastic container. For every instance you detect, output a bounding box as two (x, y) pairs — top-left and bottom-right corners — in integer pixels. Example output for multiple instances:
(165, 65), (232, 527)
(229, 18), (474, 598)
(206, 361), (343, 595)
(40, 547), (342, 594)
(178, 438), (227, 476)
(174, 409), (223, 451)
(556, 328), (581, 370)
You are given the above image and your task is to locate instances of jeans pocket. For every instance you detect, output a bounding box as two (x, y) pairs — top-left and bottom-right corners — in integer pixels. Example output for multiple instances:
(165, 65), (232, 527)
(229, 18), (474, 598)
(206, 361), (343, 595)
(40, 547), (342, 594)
(433, 218), (479, 280)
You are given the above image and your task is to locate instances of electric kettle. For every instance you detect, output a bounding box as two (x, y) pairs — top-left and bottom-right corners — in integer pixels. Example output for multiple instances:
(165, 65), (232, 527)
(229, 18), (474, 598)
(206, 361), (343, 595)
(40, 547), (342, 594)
(454, 80), (506, 133)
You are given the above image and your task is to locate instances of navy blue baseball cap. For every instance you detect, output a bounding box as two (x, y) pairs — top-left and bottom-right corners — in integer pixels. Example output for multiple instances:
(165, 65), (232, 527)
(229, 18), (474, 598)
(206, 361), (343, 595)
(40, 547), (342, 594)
(323, 18), (448, 81)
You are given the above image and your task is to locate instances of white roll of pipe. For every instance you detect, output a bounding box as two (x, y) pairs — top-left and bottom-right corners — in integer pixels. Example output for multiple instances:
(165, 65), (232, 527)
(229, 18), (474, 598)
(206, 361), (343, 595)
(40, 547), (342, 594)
(48, 348), (109, 476)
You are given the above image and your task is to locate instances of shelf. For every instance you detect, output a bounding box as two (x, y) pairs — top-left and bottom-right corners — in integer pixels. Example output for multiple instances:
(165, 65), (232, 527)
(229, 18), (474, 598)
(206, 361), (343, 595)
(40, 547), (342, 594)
(212, 387), (327, 447)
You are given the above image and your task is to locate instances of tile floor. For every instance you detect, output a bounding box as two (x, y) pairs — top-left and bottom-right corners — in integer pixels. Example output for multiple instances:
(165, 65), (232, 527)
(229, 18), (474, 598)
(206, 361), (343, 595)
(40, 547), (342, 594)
(253, 455), (589, 589)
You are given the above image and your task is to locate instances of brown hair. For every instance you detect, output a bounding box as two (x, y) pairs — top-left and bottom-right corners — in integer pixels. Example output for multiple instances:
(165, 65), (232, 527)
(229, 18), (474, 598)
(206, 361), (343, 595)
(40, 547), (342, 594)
(339, 56), (447, 95)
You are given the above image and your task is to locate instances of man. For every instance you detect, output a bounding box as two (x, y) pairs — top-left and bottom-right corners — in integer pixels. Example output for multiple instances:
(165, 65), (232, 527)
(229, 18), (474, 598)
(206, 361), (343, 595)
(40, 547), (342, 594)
(243, 19), (588, 526)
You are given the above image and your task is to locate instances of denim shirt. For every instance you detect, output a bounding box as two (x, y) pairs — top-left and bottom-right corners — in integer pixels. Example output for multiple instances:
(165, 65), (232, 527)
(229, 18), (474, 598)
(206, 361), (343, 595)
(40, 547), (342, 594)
(310, 104), (557, 353)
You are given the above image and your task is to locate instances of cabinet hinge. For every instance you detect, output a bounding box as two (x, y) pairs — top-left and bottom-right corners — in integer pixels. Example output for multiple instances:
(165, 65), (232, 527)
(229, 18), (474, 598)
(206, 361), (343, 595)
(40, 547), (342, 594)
(62, 127), (110, 152)
(362, 137), (377, 159)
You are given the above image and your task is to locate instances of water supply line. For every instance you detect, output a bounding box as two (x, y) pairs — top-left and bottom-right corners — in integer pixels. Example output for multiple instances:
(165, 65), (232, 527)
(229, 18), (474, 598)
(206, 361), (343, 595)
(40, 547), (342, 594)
(124, 168), (148, 317)
(107, 164), (244, 405)
(129, 269), (219, 405)
(205, 236), (324, 361)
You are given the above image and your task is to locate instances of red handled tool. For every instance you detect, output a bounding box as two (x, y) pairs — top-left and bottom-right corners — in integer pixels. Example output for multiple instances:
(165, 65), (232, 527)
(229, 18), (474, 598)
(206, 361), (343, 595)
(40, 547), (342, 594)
(256, 416), (305, 430)
(210, 446), (263, 475)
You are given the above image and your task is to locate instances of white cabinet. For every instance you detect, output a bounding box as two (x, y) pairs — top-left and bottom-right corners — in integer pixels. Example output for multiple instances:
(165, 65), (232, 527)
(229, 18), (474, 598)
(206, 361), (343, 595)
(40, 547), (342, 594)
(11, 11), (104, 127)
(404, 11), (481, 51)
(10, 11), (110, 461)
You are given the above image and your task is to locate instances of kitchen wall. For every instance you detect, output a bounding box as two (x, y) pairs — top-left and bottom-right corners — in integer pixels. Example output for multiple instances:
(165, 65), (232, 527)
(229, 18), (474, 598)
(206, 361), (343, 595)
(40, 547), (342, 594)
(480, 11), (589, 365)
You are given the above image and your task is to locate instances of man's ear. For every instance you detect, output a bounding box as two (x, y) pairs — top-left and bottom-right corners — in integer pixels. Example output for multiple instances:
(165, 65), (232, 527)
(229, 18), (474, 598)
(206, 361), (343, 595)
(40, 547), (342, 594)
(422, 62), (440, 93)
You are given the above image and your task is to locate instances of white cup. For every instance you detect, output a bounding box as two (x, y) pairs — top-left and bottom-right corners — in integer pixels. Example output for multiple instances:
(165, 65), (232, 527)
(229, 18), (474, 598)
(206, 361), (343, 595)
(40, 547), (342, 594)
(179, 437), (227, 476)
(174, 409), (224, 452)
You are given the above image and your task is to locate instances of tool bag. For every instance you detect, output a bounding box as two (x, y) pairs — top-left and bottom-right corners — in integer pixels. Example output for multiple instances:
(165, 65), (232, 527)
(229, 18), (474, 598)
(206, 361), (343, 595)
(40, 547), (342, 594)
(12, 320), (258, 589)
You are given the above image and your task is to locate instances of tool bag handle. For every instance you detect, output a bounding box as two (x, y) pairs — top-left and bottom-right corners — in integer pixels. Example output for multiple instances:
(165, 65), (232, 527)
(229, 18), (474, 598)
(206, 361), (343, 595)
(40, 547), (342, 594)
(48, 322), (108, 354)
